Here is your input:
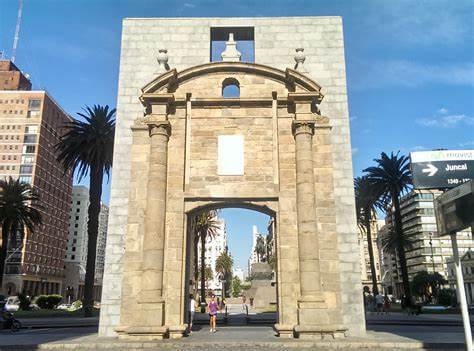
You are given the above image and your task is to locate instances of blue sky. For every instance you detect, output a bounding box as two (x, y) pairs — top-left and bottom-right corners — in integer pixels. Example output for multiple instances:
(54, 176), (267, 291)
(0, 0), (473, 268)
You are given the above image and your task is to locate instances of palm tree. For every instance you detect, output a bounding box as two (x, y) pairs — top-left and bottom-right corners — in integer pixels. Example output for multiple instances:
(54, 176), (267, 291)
(354, 176), (384, 295)
(255, 235), (266, 262)
(364, 152), (413, 304)
(192, 210), (220, 308)
(55, 105), (115, 317)
(215, 251), (233, 298)
(0, 177), (42, 288)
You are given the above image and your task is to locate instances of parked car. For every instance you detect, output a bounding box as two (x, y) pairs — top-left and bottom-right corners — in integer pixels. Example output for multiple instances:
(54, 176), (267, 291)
(56, 303), (71, 311)
(4, 297), (20, 312)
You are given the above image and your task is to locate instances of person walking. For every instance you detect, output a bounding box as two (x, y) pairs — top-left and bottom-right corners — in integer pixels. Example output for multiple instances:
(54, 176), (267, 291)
(375, 293), (384, 314)
(383, 293), (391, 314)
(189, 294), (196, 334)
(207, 295), (219, 333)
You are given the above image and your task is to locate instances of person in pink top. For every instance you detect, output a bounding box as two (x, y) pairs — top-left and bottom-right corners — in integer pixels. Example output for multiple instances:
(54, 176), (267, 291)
(207, 295), (220, 333)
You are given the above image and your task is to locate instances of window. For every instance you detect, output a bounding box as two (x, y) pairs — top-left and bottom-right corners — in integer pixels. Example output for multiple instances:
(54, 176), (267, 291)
(21, 155), (34, 164)
(28, 99), (41, 110)
(20, 165), (33, 174)
(222, 78), (240, 98)
(210, 27), (254, 62)
(19, 176), (32, 184)
(25, 125), (38, 134)
(23, 145), (35, 154)
(24, 135), (37, 143)
(71, 255), (75, 260)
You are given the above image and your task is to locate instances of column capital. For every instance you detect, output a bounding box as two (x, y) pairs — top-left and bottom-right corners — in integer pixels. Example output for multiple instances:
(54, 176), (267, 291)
(148, 120), (171, 139)
(292, 120), (315, 137)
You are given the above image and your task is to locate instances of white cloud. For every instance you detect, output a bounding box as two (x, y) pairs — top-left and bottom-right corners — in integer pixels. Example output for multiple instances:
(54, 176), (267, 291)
(438, 108), (449, 115)
(352, 60), (474, 90)
(416, 109), (474, 128)
(458, 141), (474, 147)
(363, 1), (472, 47)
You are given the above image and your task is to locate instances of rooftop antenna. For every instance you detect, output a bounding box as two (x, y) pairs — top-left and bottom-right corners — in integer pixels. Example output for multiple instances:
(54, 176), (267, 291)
(11, 0), (24, 63)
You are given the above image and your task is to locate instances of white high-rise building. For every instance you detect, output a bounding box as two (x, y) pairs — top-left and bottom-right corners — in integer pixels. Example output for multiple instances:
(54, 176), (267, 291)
(233, 266), (245, 282)
(64, 185), (109, 301)
(248, 225), (264, 275)
(197, 216), (227, 294)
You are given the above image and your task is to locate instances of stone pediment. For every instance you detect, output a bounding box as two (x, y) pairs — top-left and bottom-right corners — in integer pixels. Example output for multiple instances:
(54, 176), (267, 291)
(141, 61), (324, 101)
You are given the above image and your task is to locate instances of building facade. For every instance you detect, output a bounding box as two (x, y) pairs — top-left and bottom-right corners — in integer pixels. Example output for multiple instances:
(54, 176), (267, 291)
(63, 185), (109, 301)
(380, 189), (473, 297)
(358, 219), (382, 292)
(447, 249), (474, 305)
(196, 216), (227, 294)
(0, 60), (73, 296)
(100, 17), (363, 340)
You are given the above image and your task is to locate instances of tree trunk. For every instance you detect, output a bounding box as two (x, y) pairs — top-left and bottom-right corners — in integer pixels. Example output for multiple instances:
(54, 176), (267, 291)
(365, 210), (379, 295)
(392, 191), (412, 306)
(83, 166), (103, 317)
(200, 232), (206, 312)
(0, 223), (10, 289)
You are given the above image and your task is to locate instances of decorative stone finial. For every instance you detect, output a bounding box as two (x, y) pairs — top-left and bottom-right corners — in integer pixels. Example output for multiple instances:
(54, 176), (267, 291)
(156, 49), (170, 74)
(294, 48), (308, 73)
(221, 33), (241, 62)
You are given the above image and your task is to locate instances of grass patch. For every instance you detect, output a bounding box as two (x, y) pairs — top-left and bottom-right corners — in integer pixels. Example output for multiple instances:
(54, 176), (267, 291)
(14, 308), (100, 318)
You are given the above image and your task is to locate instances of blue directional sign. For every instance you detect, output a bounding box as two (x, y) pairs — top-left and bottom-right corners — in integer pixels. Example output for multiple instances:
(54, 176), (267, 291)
(410, 150), (474, 190)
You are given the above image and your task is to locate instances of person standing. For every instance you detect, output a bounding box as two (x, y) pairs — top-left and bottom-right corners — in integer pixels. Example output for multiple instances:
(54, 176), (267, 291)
(207, 295), (219, 333)
(189, 294), (196, 334)
(375, 293), (384, 314)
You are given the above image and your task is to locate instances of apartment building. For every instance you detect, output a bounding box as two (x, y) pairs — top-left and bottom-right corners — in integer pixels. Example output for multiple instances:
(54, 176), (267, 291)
(63, 185), (109, 301)
(358, 219), (383, 292)
(0, 60), (73, 296)
(379, 189), (473, 297)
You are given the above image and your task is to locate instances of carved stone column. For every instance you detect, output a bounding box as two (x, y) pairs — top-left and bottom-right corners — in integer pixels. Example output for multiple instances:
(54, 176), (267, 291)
(292, 120), (322, 299)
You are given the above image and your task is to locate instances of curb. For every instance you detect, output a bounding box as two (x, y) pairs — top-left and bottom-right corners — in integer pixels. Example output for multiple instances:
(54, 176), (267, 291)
(0, 340), (465, 351)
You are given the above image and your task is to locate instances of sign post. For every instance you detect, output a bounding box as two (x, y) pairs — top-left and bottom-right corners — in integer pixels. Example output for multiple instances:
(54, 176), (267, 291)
(449, 232), (473, 351)
(434, 181), (474, 351)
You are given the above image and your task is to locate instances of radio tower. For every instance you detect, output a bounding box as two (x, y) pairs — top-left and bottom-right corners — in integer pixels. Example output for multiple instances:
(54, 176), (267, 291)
(11, 0), (24, 63)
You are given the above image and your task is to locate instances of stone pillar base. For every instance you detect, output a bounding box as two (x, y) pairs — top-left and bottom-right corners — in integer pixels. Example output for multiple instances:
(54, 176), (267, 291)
(168, 324), (187, 339)
(294, 324), (347, 339)
(116, 326), (169, 341)
(274, 324), (295, 338)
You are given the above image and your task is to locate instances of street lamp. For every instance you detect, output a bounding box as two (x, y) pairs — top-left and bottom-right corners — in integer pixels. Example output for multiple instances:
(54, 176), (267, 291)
(429, 232), (436, 272)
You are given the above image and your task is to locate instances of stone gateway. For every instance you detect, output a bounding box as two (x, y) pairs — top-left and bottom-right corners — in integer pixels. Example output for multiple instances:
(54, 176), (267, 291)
(99, 17), (364, 340)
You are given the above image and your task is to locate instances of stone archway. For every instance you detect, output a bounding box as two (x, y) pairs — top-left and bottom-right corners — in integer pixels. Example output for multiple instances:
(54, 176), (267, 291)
(115, 60), (346, 341)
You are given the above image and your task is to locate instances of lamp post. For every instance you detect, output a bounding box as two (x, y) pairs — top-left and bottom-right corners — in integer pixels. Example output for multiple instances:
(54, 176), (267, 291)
(429, 232), (436, 272)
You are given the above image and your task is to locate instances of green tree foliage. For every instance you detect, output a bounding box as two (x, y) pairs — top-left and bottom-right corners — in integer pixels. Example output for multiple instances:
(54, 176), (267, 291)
(438, 288), (457, 306)
(56, 105), (115, 317)
(411, 271), (447, 303)
(232, 276), (242, 297)
(192, 210), (220, 307)
(18, 293), (31, 311)
(364, 152), (413, 305)
(0, 177), (42, 287)
(215, 252), (233, 298)
(354, 176), (385, 295)
(35, 294), (63, 309)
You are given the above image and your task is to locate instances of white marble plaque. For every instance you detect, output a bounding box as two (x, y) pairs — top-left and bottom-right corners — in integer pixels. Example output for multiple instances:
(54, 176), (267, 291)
(218, 135), (244, 175)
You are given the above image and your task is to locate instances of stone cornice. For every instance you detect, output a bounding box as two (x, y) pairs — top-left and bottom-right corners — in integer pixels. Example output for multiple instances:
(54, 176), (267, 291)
(141, 62), (324, 96)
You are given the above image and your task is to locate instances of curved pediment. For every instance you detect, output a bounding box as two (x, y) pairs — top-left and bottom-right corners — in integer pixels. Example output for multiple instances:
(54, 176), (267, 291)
(141, 61), (323, 100)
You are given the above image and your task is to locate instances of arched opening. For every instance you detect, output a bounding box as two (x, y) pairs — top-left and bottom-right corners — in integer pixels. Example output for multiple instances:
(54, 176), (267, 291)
(221, 78), (240, 98)
(184, 203), (278, 335)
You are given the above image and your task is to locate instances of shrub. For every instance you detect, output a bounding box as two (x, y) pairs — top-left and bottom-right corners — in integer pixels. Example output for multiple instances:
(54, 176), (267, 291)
(18, 293), (31, 311)
(71, 300), (82, 310)
(35, 294), (63, 309)
(438, 288), (457, 306)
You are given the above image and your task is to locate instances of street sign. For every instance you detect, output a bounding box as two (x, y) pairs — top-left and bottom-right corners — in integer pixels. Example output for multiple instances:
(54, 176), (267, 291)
(434, 180), (474, 237)
(410, 150), (474, 189)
